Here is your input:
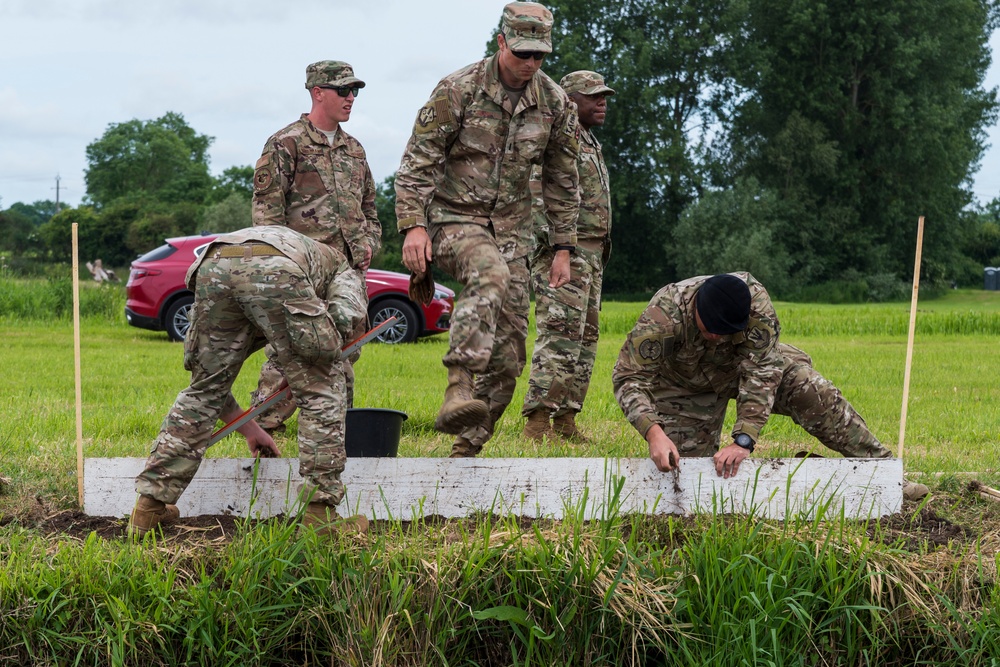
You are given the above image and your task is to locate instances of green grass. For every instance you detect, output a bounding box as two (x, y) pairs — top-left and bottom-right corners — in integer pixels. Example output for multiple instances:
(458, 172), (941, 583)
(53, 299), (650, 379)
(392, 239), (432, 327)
(2, 288), (1000, 665)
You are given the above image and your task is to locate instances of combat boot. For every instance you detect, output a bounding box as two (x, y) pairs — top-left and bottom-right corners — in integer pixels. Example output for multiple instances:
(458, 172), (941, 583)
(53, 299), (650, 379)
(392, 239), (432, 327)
(552, 413), (589, 443)
(128, 495), (180, 538)
(449, 436), (483, 458)
(301, 503), (369, 537)
(435, 366), (489, 435)
(903, 480), (929, 502)
(523, 410), (552, 442)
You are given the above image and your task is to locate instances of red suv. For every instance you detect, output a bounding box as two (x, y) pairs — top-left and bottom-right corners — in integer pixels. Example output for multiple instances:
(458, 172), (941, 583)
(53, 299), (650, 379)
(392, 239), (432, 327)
(125, 234), (454, 344)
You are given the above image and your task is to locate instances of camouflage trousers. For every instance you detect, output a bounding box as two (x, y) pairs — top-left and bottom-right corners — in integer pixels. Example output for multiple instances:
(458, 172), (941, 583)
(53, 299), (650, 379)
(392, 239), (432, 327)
(458, 255), (530, 449)
(522, 246), (603, 418)
(655, 343), (892, 458)
(251, 269), (366, 429)
(430, 222), (511, 374)
(135, 250), (350, 508)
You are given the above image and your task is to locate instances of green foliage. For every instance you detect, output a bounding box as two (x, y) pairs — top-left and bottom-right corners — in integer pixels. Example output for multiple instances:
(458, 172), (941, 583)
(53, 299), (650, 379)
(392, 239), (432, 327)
(0, 208), (37, 255)
(669, 178), (793, 294)
(84, 112), (214, 210)
(209, 165), (255, 203)
(372, 174), (405, 273)
(201, 192), (251, 234)
(725, 0), (999, 285)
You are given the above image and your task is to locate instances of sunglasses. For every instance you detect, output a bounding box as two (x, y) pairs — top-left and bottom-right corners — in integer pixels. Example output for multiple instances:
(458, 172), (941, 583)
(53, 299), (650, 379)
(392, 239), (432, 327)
(511, 50), (546, 61)
(319, 85), (360, 98)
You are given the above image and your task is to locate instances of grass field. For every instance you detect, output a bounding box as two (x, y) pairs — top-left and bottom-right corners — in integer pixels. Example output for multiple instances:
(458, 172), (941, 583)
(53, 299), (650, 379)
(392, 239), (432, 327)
(2, 285), (1000, 664)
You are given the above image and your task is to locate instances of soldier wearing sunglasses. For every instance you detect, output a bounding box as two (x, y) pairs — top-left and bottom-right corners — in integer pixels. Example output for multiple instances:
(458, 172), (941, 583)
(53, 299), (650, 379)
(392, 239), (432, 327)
(395, 2), (581, 457)
(250, 61), (381, 434)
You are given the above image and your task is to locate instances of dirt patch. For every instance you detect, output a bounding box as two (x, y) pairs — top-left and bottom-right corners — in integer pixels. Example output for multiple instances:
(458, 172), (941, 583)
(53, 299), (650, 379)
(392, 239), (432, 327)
(875, 502), (976, 551)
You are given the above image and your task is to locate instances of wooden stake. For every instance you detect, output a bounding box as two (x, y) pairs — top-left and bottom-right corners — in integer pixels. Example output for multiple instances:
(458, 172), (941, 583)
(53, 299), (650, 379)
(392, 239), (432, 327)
(72, 223), (84, 507)
(898, 216), (924, 459)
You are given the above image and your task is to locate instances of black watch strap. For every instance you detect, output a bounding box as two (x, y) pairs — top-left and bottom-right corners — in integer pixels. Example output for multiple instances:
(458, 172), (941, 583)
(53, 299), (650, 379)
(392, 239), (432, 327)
(552, 243), (576, 255)
(734, 433), (755, 453)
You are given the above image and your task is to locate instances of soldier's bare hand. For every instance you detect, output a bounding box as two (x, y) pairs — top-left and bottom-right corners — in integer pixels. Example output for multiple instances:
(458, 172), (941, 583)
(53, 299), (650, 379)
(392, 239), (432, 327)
(646, 424), (680, 472)
(549, 249), (571, 288)
(358, 245), (373, 272)
(402, 227), (433, 276)
(713, 444), (749, 479)
(248, 431), (281, 459)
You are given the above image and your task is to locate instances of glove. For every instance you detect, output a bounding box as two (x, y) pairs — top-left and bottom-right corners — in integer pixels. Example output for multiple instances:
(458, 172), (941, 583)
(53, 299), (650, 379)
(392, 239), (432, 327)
(409, 268), (435, 306)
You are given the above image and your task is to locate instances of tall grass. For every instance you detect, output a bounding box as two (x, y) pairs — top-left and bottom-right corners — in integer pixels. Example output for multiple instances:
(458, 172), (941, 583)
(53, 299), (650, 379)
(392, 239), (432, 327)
(2, 493), (998, 665)
(2, 287), (1000, 665)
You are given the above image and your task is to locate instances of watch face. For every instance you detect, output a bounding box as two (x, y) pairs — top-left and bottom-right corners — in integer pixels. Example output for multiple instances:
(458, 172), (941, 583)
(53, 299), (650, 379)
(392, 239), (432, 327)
(735, 434), (753, 448)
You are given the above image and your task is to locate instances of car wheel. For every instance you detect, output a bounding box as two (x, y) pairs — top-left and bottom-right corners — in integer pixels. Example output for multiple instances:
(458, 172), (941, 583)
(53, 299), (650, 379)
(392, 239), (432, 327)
(369, 298), (420, 344)
(164, 295), (195, 342)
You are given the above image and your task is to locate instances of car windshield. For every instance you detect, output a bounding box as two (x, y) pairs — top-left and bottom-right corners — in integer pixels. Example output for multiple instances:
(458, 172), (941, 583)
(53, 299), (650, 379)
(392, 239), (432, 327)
(194, 242), (213, 258)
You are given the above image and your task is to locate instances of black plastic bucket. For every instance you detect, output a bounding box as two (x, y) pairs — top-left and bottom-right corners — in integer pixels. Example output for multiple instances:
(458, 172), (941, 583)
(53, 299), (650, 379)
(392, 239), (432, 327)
(344, 408), (408, 457)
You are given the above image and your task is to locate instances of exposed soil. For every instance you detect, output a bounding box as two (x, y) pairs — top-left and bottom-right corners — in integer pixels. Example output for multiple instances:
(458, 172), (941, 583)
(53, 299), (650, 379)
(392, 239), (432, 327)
(3, 484), (999, 551)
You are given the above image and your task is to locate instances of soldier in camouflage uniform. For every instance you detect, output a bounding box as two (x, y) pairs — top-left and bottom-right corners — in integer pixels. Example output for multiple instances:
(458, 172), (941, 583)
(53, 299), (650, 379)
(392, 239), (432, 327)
(395, 2), (581, 453)
(612, 272), (929, 500)
(130, 226), (370, 537)
(523, 71), (615, 443)
(250, 60), (380, 434)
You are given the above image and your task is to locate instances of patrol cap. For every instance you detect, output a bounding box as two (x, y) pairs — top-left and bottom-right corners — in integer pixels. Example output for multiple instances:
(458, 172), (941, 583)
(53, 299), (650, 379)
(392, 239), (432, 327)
(560, 70), (616, 97)
(501, 2), (553, 53)
(695, 274), (752, 335)
(305, 61), (366, 90)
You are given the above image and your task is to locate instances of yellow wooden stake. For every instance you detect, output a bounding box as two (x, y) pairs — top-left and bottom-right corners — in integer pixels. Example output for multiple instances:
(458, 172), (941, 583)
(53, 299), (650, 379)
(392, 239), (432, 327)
(72, 223), (84, 506)
(898, 216), (925, 459)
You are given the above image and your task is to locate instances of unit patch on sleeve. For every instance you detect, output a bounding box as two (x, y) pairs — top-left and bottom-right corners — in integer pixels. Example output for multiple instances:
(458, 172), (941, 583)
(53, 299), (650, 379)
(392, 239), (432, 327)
(632, 333), (673, 365)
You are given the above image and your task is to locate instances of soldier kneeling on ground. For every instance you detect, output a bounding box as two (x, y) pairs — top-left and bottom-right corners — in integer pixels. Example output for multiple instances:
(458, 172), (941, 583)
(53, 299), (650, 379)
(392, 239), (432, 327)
(612, 272), (929, 502)
(129, 225), (370, 538)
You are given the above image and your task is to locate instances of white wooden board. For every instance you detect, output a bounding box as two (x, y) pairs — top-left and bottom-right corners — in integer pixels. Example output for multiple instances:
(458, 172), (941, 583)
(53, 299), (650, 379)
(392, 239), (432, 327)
(84, 457), (903, 520)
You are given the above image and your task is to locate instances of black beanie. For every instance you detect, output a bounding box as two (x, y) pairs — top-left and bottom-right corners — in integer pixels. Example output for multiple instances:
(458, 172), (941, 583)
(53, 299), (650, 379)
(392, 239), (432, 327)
(695, 274), (751, 334)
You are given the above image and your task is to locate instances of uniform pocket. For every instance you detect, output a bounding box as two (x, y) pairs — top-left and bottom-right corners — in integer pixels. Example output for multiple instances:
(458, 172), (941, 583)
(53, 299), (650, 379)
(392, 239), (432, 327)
(282, 298), (341, 365)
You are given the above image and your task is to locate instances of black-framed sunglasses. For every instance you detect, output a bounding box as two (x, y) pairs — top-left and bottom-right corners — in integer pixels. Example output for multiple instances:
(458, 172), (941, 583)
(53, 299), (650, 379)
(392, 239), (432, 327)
(319, 85), (361, 98)
(511, 50), (546, 61)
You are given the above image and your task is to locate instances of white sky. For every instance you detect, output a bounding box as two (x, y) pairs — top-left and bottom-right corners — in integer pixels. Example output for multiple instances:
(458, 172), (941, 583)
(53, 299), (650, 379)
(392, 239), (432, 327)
(1, 0), (999, 208)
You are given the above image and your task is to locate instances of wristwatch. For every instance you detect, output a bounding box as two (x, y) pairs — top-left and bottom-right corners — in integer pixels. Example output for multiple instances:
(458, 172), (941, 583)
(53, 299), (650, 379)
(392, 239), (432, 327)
(734, 433), (755, 453)
(552, 243), (576, 255)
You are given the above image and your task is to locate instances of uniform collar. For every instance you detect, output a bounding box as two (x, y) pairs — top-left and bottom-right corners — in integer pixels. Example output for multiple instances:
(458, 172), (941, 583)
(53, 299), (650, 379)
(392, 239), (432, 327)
(484, 52), (539, 115)
(299, 113), (344, 148)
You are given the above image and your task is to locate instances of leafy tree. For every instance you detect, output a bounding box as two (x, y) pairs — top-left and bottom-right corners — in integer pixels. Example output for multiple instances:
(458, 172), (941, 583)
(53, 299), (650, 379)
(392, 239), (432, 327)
(724, 0), (999, 286)
(494, 0), (745, 293)
(201, 192), (252, 234)
(7, 200), (59, 227)
(84, 112), (214, 209)
(209, 165), (254, 203)
(37, 207), (100, 263)
(669, 178), (792, 294)
(372, 174), (405, 273)
(0, 208), (36, 255)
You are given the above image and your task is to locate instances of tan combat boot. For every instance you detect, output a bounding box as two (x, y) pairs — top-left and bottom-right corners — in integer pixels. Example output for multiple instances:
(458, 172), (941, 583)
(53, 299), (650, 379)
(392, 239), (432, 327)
(903, 480), (929, 502)
(552, 413), (588, 443)
(128, 495), (180, 538)
(449, 436), (482, 458)
(301, 502), (370, 537)
(523, 410), (552, 442)
(435, 366), (489, 435)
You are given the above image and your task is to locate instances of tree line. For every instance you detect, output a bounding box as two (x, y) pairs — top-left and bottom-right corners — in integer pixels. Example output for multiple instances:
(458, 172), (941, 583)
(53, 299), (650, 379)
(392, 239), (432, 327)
(3, 0), (1000, 300)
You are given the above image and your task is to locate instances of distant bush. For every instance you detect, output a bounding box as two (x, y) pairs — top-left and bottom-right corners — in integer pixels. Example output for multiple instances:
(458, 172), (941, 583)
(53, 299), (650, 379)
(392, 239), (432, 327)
(0, 273), (126, 321)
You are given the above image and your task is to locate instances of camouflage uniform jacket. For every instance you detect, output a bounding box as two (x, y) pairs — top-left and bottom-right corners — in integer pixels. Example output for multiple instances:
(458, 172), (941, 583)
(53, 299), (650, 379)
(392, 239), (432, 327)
(252, 114), (380, 269)
(612, 272), (782, 442)
(394, 52), (581, 252)
(187, 226), (367, 338)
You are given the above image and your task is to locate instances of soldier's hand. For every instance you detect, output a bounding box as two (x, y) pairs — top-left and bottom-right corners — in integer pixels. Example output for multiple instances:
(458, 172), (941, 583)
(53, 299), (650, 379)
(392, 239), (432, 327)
(646, 424), (680, 472)
(359, 245), (373, 272)
(248, 431), (281, 459)
(402, 227), (433, 276)
(549, 249), (571, 288)
(713, 444), (749, 479)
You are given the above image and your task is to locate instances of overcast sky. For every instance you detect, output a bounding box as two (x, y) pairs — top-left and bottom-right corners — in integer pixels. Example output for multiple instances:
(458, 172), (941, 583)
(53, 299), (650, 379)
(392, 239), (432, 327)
(2, 0), (999, 209)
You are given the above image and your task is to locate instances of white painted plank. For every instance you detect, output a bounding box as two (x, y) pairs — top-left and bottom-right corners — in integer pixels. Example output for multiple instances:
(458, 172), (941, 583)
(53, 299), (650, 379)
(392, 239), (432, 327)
(84, 457), (902, 520)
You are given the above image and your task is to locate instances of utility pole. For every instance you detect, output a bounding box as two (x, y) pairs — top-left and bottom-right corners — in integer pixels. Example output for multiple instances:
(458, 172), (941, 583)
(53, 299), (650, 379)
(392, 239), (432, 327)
(53, 174), (63, 212)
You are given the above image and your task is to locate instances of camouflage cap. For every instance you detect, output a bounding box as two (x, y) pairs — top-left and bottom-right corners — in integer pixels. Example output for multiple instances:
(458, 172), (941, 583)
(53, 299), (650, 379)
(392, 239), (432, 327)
(305, 61), (366, 90)
(501, 2), (553, 53)
(560, 70), (616, 97)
